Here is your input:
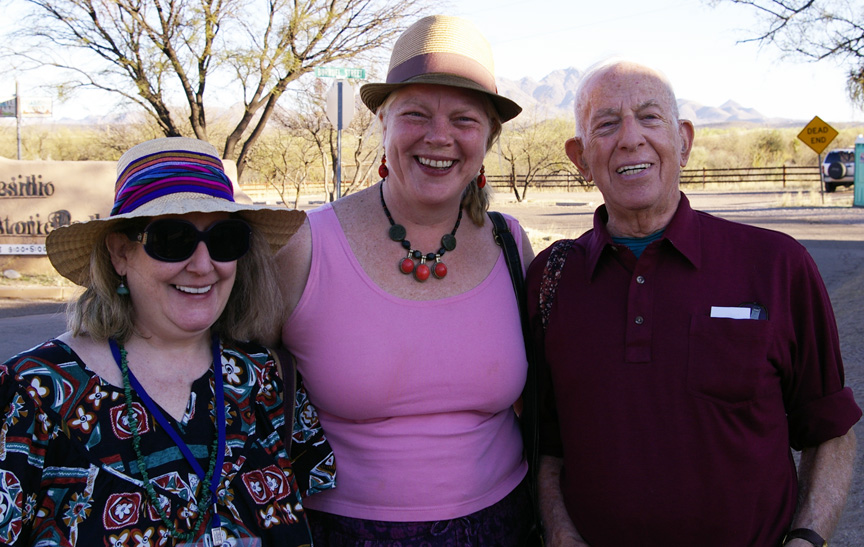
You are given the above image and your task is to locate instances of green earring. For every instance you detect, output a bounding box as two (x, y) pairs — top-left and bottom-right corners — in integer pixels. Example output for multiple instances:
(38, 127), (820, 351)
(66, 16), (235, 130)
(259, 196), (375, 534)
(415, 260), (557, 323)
(116, 278), (130, 296)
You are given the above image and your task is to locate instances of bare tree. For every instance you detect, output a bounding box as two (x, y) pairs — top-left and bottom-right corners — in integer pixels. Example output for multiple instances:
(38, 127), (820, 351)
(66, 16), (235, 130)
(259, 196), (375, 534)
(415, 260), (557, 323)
(494, 114), (573, 202)
(716, 0), (864, 108)
(338, 84), (381, 196)
(5, 0), (426, 177)
(246, 125), (318, 208)
(275, 78), (380, 201)
(280, 80), (336, 201)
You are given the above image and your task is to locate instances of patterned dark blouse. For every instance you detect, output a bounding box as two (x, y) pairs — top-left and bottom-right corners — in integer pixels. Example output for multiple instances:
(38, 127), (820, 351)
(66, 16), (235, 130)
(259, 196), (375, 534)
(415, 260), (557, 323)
(0, 338), (335, 546)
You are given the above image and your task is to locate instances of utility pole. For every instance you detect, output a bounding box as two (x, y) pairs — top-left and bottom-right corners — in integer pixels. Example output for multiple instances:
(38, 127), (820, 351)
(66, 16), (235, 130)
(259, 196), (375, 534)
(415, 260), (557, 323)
(16, 81), (22, 160)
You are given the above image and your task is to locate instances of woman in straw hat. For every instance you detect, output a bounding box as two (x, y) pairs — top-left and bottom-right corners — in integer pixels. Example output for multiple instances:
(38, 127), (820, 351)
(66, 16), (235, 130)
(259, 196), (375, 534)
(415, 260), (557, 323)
(0, 137), (334, 546)
(277, 15), (535, 545)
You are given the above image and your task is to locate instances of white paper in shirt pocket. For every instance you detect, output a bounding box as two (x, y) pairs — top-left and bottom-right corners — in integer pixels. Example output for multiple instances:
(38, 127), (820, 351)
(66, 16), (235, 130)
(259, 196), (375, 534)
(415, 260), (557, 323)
(710, 306), (751, 319)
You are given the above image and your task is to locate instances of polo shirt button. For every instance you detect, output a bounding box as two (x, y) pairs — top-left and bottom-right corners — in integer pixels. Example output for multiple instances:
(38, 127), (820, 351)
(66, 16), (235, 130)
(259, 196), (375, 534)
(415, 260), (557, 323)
(635, 316), (644, 324)
(636, 275), (645, 284)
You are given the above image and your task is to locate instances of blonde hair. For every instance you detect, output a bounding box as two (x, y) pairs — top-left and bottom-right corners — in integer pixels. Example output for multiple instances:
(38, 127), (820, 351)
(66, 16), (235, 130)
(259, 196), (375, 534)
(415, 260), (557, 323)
(377, 85), (502, 227)
(67, 218), (283, 346)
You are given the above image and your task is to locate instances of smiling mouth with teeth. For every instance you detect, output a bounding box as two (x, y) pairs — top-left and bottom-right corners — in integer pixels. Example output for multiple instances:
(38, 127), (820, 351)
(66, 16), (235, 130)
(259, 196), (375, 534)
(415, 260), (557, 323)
(617, 163), (651, 175)
(417, 156), (455, 169)
(175, 285), (212, 294)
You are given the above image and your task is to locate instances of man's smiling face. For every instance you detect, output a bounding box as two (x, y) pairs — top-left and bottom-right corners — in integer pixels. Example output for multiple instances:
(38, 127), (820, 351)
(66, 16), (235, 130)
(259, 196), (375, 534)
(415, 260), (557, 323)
(566, 63), (694, 234)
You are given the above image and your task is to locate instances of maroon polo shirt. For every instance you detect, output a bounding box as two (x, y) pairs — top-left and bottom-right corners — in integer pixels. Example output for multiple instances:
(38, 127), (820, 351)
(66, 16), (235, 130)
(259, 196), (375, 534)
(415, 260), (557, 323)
(527, 193), (861, 547)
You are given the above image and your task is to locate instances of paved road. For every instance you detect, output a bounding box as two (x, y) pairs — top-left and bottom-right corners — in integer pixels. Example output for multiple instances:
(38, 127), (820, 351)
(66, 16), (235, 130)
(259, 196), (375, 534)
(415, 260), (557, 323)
(0, 300), (67, 356)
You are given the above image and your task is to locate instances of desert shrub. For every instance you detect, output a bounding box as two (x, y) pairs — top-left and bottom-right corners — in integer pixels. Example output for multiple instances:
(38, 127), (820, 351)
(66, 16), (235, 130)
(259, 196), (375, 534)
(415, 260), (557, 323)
(689, 125), (864, 170)
(4, 118), (864, 189)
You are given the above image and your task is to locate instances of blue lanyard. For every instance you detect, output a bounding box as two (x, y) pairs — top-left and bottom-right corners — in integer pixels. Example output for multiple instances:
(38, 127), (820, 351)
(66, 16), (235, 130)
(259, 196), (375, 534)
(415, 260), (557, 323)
(109, 334), (226, 529)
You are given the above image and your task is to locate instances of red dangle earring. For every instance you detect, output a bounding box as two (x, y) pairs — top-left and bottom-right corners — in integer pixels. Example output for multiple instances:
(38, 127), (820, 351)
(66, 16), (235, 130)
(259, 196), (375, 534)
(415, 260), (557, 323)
(477, 165), (486, 188)
(378, 153), (389, 179)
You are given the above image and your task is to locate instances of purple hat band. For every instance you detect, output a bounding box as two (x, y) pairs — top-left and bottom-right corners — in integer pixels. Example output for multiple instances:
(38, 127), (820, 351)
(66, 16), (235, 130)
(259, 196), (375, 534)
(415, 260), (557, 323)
(387, 52), (498, 93)
(112, 151), (234, 216)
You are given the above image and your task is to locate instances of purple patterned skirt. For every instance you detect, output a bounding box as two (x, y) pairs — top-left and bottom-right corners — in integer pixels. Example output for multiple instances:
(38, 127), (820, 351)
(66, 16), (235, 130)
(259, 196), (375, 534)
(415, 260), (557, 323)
(305, 478), (532, 546)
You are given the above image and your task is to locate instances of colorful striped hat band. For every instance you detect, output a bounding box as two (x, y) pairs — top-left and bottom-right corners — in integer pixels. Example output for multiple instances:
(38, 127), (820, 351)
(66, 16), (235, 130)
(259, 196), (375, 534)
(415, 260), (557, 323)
(111, 151), (234, 216)
(46, 137), (309, 286)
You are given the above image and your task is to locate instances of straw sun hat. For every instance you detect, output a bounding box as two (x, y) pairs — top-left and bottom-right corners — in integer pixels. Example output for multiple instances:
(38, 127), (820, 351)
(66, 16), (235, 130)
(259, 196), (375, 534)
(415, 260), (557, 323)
(46, 137), (306, 286)
(360, 15), (522, 122)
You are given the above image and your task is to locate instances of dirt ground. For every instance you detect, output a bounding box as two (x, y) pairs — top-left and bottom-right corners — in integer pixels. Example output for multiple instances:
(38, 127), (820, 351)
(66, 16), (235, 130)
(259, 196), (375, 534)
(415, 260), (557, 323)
(493, 188), (864, 546)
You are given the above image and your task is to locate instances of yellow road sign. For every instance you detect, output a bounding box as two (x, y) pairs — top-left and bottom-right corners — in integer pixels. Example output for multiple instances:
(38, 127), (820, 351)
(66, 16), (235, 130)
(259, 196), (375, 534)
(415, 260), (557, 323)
(797, 116), (838, 155)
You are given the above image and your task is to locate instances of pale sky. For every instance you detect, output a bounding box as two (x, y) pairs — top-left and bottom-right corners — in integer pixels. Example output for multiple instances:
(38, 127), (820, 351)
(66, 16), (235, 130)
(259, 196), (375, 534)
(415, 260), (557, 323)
(3, 0), (863, 125)
(454, 0), (864, 124)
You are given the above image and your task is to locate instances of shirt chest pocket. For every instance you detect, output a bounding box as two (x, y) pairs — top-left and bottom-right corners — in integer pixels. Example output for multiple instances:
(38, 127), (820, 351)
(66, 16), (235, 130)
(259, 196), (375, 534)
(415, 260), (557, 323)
(687, 314), (773, 407)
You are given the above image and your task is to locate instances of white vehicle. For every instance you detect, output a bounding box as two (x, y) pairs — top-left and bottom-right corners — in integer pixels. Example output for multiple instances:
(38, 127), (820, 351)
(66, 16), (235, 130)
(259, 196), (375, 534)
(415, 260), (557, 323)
(821, 148), (855, 193)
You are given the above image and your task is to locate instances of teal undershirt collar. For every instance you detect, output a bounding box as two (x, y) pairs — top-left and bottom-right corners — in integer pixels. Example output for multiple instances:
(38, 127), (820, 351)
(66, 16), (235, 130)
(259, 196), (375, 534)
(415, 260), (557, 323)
(611, 230), (665, 258)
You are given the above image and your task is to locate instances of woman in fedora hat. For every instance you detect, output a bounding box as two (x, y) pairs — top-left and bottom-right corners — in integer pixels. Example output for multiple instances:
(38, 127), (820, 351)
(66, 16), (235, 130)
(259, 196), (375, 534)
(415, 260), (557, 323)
(277, 15), (534, 545)
(0, 137), (334, 546)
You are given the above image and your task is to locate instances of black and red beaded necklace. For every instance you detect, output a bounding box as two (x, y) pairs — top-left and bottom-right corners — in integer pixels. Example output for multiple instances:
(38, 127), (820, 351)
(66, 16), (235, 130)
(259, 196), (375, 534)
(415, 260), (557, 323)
(379, 183), (462, 282)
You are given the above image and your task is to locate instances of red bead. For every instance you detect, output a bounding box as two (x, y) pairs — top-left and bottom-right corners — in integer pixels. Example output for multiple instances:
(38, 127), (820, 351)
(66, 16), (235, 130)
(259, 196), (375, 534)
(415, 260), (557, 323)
(433, 261), (447, 279)
(379, 154), (389, 179)
(477, 173), (486, 189)
(400, 258), (414, 274)
(414, 263), (430, 282)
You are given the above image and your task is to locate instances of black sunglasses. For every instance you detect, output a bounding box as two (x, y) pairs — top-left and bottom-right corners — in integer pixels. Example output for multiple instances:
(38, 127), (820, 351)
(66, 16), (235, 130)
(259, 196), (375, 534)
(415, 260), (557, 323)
(127, 218), (252, 263)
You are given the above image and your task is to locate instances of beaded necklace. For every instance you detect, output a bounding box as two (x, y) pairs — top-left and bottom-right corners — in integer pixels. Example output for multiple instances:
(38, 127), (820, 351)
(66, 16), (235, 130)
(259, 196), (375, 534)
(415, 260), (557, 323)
(379, 182), (462, 282)
(109, 335), (227, 545)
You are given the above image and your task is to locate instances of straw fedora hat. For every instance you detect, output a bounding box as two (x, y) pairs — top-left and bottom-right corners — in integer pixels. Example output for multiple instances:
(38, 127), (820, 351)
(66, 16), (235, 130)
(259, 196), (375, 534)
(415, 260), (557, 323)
(360, 15), (522, 122)
(47, 137), (305, 286)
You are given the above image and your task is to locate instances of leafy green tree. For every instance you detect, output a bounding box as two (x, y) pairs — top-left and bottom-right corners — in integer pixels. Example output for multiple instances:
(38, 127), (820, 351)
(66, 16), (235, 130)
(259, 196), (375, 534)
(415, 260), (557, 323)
(4, 0), (425, 177)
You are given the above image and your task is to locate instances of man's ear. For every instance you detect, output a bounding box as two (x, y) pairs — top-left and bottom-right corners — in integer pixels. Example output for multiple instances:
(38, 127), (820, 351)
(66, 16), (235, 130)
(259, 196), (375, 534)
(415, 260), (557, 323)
(678, 119), (695, 167)
(565, 137), (592, 182)
(105, 232), (131, 277)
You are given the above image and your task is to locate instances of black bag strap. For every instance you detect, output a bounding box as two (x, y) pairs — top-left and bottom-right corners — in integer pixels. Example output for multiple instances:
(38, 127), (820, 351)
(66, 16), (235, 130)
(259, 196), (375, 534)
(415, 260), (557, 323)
(490, 212), (527, 314)
(271, 345), (297, 454)
(489, 211), (542, 544)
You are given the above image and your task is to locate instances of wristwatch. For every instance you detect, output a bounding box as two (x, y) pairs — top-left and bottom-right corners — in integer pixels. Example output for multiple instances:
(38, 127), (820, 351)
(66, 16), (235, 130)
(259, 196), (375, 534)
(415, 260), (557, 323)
(782, 528), (827, 547)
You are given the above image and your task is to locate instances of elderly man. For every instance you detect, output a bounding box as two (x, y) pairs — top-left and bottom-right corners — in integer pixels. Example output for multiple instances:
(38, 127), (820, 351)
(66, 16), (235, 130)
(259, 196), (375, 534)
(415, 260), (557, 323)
(526, 60), (861, 547)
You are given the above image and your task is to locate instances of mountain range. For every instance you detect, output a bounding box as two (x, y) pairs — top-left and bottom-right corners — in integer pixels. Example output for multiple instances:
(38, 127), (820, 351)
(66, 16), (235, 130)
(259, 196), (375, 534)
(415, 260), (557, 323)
(496, 67), (801, 127)
(36, 66), (800, 127)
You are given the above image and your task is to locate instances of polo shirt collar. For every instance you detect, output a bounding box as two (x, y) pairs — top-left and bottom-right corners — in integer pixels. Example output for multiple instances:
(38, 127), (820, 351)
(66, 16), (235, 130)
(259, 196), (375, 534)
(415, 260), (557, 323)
(586, 192), (702, 277)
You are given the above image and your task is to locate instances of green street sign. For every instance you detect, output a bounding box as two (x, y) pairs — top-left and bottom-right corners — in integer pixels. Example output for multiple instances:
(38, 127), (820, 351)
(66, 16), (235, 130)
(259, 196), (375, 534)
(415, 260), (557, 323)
(315, 66), (367, 80)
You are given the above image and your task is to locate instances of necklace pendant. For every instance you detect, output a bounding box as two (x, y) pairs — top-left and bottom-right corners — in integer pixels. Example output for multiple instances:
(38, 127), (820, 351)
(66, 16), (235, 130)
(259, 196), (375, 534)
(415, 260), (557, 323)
(380, 184), (460, 284)
(441, 233), (457, 252)
(389, 223), (407, 242)
(399, 251), (415, 274)
(211, 526), (226, 546)
(432, 256), (448, 279)
(414, 256), (431, 282)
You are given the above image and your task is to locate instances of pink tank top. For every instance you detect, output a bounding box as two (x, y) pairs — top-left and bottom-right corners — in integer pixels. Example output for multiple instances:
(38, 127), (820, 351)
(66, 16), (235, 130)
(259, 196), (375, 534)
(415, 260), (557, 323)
(282, 203), (528, 521)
